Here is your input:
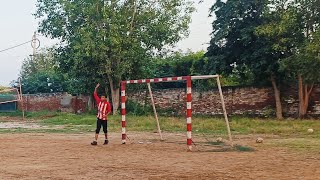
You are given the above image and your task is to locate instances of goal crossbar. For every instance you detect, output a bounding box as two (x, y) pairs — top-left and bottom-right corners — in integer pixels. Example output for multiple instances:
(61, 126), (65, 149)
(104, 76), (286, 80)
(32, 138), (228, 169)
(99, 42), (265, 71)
(121, 75), (233, 151)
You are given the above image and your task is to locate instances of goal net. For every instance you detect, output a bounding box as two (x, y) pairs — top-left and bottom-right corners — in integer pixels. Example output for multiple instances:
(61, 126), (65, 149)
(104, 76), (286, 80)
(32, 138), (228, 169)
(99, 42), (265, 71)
(120, 75), (233, 151)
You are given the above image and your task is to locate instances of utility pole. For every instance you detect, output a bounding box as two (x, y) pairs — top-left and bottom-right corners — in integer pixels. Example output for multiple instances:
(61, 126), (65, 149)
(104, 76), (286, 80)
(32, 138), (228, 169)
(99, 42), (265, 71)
(32, 32), (37, 58)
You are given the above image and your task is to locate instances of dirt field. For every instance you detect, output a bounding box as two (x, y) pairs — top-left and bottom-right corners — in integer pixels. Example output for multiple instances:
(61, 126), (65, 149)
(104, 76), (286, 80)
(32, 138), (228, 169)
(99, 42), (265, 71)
(0, 132), (320, 180)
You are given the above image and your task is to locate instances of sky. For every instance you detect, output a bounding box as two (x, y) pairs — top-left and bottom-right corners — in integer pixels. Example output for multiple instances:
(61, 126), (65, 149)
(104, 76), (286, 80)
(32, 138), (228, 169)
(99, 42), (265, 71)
(0, 0), (215, 86)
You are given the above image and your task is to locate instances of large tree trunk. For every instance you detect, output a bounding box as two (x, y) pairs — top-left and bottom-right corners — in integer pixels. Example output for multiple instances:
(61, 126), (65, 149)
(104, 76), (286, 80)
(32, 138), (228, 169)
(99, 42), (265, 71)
(298, 74), (314, 119)
(271, 74), (283, 120)
(108, 75), (120, 115)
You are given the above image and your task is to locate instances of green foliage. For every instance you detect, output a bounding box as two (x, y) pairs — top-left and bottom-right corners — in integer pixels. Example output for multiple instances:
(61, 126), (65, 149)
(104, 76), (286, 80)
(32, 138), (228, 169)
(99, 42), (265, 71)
(279, 26), (320, 85)
(255, 0), (320, 117)
(256, 0), (320, 85)
(35, 0), (195, 100)
(21, 71), (66, 94)
(206, 0), (279, 86)
(15, 48), (67, 94)
(150, 51), (208, 89)
(20, 48), (59, 78)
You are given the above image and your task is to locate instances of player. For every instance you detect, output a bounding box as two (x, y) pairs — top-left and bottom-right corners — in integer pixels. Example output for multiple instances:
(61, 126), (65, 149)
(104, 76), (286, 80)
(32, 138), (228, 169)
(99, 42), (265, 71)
(91, 83), (111, 145)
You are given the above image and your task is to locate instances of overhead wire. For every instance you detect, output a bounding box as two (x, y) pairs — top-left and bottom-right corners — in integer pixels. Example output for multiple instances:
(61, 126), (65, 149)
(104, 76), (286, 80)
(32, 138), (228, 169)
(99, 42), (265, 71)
(0, 40), (33, 53)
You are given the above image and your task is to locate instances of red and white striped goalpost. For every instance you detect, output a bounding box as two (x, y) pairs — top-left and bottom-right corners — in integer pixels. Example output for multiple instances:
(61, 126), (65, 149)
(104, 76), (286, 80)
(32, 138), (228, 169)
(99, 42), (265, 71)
(121, 75), (233, 151)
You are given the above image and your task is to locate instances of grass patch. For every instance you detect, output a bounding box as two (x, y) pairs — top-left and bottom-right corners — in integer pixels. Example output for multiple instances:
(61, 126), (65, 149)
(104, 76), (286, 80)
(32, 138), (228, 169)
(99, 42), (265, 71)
(267, 138), (320, 153)
(234, 144), (255, 152)
(1, 112), (320, 136)
(205, 141), (225, 146)
(0, 110), (60, 119)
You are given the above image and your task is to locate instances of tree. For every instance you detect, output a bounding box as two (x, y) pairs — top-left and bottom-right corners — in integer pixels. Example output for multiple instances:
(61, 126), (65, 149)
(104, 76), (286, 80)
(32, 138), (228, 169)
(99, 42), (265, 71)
(35, 0), (195, 114)
(206, 0), (286, 119)
(20, 48), (58, 79)
(256, 0), (320, 118)
(284, 34), (320, 118)
(21, 71), (66, 94)
(150, 51), (205, 89)
(255, 0), (304, 119)
(294, 0), (320, 118)
(18, 48), (66, 94)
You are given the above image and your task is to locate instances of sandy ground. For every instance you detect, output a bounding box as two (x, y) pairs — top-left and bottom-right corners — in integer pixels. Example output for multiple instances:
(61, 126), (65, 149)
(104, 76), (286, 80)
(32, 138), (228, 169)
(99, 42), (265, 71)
(0, 132), (320, 180)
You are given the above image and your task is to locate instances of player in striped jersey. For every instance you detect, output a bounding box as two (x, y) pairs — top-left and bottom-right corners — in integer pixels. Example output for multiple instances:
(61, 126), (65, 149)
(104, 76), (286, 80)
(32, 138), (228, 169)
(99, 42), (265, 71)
(91, 83), (111, 145)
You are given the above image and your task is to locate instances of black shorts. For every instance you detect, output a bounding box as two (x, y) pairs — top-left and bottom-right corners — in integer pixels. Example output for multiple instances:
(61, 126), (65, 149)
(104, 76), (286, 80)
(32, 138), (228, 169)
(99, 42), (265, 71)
(95, 118), (108, 134)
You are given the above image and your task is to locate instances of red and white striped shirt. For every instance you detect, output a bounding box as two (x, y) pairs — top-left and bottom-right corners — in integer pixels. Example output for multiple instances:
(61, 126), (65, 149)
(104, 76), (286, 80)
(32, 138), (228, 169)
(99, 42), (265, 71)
(94, 92), (111, 120)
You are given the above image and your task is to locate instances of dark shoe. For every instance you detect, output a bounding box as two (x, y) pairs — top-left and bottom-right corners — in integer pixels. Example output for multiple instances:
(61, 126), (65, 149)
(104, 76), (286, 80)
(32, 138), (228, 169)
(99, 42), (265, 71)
(103, 140), (109, 145)
(91, 141), (97, 145)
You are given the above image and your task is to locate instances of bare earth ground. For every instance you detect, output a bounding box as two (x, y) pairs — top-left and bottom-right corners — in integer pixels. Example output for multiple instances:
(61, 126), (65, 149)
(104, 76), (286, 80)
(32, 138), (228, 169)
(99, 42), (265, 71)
(0, 131), (320, 180)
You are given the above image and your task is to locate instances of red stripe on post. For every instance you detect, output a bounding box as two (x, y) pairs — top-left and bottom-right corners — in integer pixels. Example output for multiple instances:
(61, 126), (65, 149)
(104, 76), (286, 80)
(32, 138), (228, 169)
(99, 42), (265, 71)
(187, 124), (192, 131)
(121, 109), (126, 115)
(122, 121), (126, 127)
(187, 109), (192, 117)
(154, 78), (159, 82)
(146, 79), (150, 83)
(121, 96), (126, 103)
(121, 82), (126, 90)
(185, 76), (192, 150)
(186, 77), (192, 87)
(172, 77), (178, 81)
(187, 94), (192, 102)
(162, 78), (168, 81)
(187, 139), (192, 146)
(130, 80), (135, 84)
(122, 134), (126, 140)
(138, 80), (143, 84)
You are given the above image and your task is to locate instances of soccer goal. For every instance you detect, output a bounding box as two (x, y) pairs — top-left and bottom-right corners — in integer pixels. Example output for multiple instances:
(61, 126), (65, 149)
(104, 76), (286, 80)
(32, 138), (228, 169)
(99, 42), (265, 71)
(121, 75), (233, 151)
(0, 79), (25, 119)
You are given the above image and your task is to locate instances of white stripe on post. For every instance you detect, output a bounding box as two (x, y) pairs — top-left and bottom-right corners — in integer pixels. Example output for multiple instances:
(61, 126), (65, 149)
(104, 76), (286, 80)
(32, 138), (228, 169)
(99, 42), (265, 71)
(158, 78), (163, 82)
(126, 81), (130, 84)
(187, 131), (192, 139)
(150, 79), (154, 83)
(167, 77), (172, 81)
(177, 77), (182, 80)
(187, 117), (192, 124)
(142, 79), (146, 83)
(186, 76), (192, 151)
(121, 82), (127, 144)
(187, 102), (192, 110)
(121, 90), (126, 96)
(134, 80), (138, 84)
(187, 87), (192, 94)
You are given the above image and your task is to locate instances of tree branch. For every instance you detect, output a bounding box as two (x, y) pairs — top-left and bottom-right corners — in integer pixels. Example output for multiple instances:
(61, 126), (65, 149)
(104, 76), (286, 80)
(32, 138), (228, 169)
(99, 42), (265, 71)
(128, 0), (137, 36)
(307, 83), (314, 97)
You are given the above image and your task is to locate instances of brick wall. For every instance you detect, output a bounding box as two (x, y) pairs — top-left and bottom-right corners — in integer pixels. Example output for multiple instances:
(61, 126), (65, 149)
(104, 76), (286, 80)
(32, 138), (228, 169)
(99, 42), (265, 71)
(17, 86), (320, 116)
(18, 93), (90, 113)
(127, 86), (320, 117)
(282, 85), (320, 116)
